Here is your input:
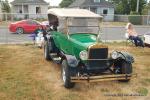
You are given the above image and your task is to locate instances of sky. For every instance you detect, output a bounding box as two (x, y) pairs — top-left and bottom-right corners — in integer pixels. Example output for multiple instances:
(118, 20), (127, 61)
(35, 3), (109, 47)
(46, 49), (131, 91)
(7, 0), (150, 6)
(8, 0), (63, 6)
(46, 0), (62, 6)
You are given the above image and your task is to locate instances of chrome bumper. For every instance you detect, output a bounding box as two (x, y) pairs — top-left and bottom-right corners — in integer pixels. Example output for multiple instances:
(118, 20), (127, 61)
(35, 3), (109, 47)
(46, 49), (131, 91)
(71, 74), (137, 83)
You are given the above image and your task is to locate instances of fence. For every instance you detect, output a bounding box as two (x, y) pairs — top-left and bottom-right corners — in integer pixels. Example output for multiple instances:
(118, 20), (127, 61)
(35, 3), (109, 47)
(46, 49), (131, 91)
(0, 13), (47, 22)
(0, 13), (150, 25)
(0, 13), (150, 44)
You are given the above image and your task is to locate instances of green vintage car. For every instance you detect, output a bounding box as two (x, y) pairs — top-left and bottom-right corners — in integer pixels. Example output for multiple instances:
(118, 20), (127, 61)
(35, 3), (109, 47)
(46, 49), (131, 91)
(44, 8), (135, 89)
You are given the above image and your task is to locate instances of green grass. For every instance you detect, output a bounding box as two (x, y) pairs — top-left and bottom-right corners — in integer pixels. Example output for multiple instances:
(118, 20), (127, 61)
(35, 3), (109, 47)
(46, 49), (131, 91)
(137, 87), (149, 96)
(144, 79), (150, 83)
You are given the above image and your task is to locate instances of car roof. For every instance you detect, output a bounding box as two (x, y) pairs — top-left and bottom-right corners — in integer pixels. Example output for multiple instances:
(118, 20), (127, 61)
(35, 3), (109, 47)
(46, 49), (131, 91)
(12, 20), (27, 24)
(47, 8), (102, 18)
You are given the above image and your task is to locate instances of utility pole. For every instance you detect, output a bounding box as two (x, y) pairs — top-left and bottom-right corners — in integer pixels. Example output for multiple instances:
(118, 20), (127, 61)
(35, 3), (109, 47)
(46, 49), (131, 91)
(136, 0), (139, 13)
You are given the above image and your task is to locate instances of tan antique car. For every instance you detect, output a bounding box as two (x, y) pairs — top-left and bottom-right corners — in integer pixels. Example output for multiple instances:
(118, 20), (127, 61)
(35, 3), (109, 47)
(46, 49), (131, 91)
(44, 8), (136, 89)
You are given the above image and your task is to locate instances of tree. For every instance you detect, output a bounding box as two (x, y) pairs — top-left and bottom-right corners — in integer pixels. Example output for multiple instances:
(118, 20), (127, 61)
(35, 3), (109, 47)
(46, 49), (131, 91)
(1, 0), (11, 13)
(142, 2), (150, 15)
(108, 0), (146, 14)
(116, 0), (130, 14)
(1, 0), (11, 21)
(130, 0), (146, 14)
(59, 0), (75, 8)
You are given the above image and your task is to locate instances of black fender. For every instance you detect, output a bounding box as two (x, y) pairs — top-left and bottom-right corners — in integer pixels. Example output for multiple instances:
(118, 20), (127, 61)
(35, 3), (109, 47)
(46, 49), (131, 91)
(61, 52), (79, 68)
(111, 51), (134, 63)
(61, 53), (79, 76)
(65, 55), (79, 67)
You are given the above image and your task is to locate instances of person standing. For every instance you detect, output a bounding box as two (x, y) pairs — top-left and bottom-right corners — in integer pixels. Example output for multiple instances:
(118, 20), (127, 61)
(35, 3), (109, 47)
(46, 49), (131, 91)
(33, 26), (46, 48)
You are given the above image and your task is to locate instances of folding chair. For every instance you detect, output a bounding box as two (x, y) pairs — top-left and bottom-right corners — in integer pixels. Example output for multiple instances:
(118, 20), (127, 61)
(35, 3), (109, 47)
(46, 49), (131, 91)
(125, 33), (134, 46)
(144, 34), (150, 47)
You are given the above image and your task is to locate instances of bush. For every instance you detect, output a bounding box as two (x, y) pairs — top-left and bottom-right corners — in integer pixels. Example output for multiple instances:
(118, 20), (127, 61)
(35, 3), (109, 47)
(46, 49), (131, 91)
(128, 11), (142, 25)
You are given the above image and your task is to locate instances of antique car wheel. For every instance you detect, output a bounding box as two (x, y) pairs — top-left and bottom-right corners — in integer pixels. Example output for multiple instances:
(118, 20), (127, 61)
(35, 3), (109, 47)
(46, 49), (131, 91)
(16, 27), (24, 34)
(61, 60), (75, 89)
(44, 41), (52, 60)
(119, 61), (132, 82)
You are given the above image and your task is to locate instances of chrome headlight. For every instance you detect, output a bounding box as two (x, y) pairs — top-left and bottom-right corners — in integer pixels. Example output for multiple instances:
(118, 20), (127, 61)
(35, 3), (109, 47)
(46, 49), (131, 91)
(111, 51), (118, 59)
(79, 50), (88, 60)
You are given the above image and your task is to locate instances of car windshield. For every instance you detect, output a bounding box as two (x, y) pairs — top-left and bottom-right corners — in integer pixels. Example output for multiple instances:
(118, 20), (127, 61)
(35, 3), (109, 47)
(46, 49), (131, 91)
(68, 18), (100, 34)
(27, 20), (41, 25)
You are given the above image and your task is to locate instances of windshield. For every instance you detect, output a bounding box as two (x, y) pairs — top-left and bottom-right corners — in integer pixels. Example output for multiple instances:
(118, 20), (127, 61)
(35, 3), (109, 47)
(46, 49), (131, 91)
(68, 18), (100, 34)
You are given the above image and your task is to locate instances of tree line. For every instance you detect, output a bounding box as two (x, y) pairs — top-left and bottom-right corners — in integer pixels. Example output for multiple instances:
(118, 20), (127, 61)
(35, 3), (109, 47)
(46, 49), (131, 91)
(0, 0), (149, 15)
(108, 0), (147, 14)
(0, 0), (11, 13)
(59, 0), (150, 15)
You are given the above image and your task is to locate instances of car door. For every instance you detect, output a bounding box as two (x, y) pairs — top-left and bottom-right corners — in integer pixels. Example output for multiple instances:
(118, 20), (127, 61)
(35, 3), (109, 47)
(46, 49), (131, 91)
(25, 20), (40, 33)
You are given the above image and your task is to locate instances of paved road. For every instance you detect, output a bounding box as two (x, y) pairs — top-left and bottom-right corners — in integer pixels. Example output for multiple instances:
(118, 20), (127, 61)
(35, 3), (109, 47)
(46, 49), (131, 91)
(0, 26), (150, 43)
(101, 26), (150, 41)
(0, 27), (32, 44)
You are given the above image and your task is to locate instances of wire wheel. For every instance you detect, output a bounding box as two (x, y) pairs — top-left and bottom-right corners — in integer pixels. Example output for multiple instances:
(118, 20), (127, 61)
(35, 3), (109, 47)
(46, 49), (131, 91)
(16, 27), (24, 34)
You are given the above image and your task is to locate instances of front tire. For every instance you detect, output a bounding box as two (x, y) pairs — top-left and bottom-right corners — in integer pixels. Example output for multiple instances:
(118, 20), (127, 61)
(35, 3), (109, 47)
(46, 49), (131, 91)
(61, 60), (75, 89)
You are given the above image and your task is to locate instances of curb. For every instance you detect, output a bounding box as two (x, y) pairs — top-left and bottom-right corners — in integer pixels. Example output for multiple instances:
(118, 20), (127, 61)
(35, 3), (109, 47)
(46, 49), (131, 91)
(0, 42), (33, 45)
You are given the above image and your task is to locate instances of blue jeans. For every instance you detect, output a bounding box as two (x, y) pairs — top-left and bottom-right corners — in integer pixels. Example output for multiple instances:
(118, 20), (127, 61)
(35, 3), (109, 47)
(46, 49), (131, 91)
(129, 36), (144, 47)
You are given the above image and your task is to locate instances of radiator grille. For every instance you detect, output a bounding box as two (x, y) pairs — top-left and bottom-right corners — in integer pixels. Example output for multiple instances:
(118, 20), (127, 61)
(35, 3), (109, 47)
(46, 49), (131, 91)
(87, 48), (109, 72)
(88, 48), (108, 59)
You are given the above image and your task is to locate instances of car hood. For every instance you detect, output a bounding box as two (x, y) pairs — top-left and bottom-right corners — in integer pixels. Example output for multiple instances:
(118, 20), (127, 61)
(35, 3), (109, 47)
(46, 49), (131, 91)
(69, 33), (98, 49)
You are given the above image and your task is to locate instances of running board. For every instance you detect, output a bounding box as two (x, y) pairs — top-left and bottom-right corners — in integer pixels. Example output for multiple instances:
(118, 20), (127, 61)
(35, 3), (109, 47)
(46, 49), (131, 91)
(50, 53), (61, 64)
(71, 74), (137, 83)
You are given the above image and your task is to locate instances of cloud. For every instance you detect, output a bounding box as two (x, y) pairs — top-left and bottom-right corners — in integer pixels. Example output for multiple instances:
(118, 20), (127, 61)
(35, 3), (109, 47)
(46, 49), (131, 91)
(8, 0), (62, 6)
(48, 0), (62, 6)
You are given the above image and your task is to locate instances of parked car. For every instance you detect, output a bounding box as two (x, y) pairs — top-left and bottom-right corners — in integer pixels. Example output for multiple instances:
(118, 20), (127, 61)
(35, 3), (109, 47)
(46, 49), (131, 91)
(44, 8), (135, 89)
(9, 19), (46, 34)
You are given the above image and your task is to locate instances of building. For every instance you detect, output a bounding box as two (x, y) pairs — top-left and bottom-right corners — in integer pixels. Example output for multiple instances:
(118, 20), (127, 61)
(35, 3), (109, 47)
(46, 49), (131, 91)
(10, 0), (49, 19)
(69, 0), (114, 21)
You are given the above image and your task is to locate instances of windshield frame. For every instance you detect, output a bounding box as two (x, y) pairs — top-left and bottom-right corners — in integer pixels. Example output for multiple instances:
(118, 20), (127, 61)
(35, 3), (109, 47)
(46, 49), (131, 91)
(66, 17), (101, 35)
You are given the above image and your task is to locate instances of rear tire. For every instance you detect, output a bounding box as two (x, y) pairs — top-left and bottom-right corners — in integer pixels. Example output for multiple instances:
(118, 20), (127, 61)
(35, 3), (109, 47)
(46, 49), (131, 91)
(16, 27), (24, 34)
(61, 60), (75, 89)
(44, 41), (51, 61)
(119, 61), (132, 82)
